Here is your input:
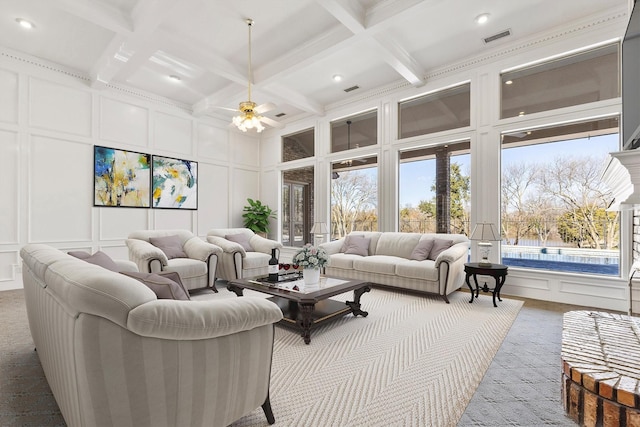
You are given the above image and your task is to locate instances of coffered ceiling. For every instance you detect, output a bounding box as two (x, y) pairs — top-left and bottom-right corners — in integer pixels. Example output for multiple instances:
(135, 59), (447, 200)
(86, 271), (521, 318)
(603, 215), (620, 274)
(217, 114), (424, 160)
(0, 0), (628, 129)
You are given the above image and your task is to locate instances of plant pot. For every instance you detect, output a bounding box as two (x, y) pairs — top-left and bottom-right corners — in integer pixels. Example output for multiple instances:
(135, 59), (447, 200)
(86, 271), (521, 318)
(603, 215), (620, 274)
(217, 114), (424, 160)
(303, 268), (320, 286)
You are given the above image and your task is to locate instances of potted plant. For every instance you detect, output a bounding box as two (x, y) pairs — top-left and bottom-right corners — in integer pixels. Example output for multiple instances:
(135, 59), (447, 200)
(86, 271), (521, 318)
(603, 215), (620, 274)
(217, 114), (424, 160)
(242, 198), (276, 236)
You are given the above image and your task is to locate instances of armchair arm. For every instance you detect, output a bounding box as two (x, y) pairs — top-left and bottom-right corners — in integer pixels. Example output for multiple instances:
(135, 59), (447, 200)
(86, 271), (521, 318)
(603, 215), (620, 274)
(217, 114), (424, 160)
(127, 297), (283, 340)
(319, 238), (345, 255)
(183, 237), (222, 262)
(126, 239), (168, 273)
(435, 241), (470, 296)
(249, 235), (283, 254)
(206, 235), (246, 256)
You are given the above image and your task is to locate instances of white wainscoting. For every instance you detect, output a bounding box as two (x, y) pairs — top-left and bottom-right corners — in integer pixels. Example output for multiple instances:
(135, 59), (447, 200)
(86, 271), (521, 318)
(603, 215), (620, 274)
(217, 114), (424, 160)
(0, 57), (262, 291)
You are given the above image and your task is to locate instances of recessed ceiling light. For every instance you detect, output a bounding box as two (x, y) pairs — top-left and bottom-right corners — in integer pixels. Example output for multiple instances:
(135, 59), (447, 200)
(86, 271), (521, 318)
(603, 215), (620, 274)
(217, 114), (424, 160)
(518, 111), (525, 116)
(475, 13), (490, 25)
(505, 80), (513, 85)
(168, 75), (181, 82)
(332, 74), (343, 82)
(16, 18), (35, 29)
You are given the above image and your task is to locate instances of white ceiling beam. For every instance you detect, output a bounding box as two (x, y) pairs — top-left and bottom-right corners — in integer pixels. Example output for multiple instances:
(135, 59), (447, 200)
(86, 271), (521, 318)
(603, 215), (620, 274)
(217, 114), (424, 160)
(88, 0), (189, 88)
(53, 0), (133, 34)
(154, 29), (246, 86)
(315, 0), (426, 86)
(315, 0), (366, 33)
(260, 83), (325, 116)
(370, 35), (425, 86)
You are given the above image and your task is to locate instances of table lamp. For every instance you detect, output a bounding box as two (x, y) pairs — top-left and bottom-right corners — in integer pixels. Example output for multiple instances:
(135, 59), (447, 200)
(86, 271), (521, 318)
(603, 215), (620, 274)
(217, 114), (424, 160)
(470, 222), (500, 266)
(310, 222), (329, 247)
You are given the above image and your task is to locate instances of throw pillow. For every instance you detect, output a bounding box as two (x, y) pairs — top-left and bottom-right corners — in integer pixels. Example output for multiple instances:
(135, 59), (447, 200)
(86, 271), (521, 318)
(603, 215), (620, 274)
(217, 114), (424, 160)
(340, 235), (363, 253)
(410, 239), (435, 261)
(428, 239), (454, 260)
(343, 235), (370, 257)
(225, 233), (254, 251)
(121, 271), (190, 300)
(68, 250), (119, 272)
(148, 235), (187, 259)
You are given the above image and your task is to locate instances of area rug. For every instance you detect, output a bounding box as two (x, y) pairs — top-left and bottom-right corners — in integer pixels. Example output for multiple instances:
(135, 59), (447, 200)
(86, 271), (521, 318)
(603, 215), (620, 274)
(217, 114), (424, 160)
(210, 288), (523, 427)
(0, 288), (522, 427)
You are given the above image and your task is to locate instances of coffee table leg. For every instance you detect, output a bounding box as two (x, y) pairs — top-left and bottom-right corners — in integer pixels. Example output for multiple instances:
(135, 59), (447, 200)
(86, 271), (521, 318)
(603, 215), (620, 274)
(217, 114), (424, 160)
(298, 303), (314, 344)
(346, 285), (371, 317)
(227, 283), (244, 297)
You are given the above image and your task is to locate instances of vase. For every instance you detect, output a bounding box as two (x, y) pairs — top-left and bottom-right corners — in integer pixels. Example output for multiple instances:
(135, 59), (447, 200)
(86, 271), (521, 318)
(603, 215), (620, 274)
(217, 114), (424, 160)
(303, 268), (320, 285)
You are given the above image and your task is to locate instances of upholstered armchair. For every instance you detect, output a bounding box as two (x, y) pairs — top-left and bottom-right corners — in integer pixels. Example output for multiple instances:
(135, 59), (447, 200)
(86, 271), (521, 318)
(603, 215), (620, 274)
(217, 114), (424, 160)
(126, 229), (222, 292)
(206, 228), (283, 281)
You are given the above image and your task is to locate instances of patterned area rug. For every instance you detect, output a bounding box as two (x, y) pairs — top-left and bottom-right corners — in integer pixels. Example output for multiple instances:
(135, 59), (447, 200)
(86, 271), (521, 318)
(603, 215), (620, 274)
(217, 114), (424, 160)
(0, 288), (522, 427)
(224, 288), (523, 427)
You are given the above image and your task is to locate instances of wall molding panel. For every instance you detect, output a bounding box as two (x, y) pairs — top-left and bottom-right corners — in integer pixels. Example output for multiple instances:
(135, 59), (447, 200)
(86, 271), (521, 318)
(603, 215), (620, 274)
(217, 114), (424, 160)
(0, 54), (258, 290)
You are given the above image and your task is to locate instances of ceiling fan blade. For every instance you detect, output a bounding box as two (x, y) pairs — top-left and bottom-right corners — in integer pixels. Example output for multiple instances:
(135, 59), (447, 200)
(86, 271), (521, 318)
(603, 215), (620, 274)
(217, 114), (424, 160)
(210, 105), (240, 113)
(255, 102), (276, 114)
(260, 116), (284, 129)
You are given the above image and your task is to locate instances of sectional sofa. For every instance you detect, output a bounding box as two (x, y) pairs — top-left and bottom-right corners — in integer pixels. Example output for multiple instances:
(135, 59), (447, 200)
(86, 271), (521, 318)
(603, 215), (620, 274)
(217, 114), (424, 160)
(320, 232), (470, 302)
(20, 244), (282, 427)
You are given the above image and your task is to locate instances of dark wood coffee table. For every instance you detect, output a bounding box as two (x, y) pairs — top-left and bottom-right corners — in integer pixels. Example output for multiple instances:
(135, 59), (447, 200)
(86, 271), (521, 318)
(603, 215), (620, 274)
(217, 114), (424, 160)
(227, 276), (371, 344)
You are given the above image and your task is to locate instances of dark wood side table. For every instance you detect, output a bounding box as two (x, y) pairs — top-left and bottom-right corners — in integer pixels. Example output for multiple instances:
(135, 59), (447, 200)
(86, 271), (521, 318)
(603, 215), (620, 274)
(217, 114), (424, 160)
(464, 262), (508, 307)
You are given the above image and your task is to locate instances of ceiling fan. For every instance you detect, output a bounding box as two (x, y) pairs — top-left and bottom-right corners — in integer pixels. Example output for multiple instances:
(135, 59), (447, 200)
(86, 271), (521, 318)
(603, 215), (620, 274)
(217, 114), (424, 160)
(219, 19), (283, 133)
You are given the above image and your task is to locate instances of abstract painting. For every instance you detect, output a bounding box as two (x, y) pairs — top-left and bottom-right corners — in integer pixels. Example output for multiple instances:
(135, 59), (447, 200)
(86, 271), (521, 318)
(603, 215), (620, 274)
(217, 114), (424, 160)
(152, 155), (198, 209)
(94, 145), (151, 207)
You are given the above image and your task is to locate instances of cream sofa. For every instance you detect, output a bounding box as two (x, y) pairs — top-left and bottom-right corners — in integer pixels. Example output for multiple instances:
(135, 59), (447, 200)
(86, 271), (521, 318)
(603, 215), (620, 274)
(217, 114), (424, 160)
(207, 228), (283, 281)
(20, 244), (283, 427)
(320, 232), (469, 302)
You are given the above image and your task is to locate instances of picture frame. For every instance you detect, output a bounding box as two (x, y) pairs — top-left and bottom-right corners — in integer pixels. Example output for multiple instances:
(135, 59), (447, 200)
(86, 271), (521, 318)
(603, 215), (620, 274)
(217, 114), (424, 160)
(93, 145), (151, 208)
(151, 155), (198, 210)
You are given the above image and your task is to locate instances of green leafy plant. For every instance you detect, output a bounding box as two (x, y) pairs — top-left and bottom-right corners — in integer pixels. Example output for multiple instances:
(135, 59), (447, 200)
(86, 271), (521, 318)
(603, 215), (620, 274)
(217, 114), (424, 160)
(242, 198), (276, 235)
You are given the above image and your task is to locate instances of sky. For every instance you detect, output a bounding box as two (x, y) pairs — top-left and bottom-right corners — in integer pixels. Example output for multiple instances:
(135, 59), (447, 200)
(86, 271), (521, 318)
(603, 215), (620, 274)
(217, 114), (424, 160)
(398, 133), (619, 208)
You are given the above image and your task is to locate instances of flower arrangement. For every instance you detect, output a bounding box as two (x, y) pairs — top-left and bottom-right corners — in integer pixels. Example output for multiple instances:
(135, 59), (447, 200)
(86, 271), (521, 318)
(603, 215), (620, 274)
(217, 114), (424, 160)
(292, 244), (329, 269)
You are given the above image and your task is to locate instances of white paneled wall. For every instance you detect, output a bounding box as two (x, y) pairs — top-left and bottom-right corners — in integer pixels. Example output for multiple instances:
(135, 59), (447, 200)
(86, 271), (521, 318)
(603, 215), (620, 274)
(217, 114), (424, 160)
(0, 56), (261, 291)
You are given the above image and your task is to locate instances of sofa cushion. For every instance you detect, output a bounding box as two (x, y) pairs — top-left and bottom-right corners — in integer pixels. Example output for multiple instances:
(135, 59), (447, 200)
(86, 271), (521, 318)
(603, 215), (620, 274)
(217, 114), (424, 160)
(325, 253), (360, 270)
(395, 259), (439, 281)
(149, 235), (187, 259)
(243, 251), (270, 269)
(121, 271), (190, 300)
(165, 258), (207, 279)
(353, 255), (398, 275)
(428, 238), (454, 260)
(375, 233), (421, 258)
(68, 250), (119, 272)
(410, 239), (435, 261)
(225, 233), (254, 252)
(342, 235), (370, 256)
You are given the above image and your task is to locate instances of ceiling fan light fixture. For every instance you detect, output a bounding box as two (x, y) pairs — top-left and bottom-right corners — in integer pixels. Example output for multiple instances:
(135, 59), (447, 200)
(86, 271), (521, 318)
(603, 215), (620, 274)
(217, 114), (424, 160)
(233, 101), (264, 132)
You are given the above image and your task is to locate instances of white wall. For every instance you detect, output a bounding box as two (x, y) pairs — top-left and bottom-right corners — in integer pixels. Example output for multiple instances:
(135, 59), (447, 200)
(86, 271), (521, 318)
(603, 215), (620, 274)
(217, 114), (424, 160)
(262, 6), (633, 311)
(0, 55), (262, 290)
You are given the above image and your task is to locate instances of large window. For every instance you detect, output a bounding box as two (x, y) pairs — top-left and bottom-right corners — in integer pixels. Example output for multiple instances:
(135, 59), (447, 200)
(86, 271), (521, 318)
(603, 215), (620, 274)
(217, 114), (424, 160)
(500, 43), (619, 119)
(399, 141), (471, 235)
(500, 117), (620, 275)
(398, 83), (471, 139)
(330, 156), (378, 240)
(331, 110), (377, 153)
(282, 128), (314, 162)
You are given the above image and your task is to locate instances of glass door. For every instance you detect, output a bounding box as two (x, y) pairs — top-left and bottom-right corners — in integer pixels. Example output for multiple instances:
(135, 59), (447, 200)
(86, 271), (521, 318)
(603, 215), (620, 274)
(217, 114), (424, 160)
(282, 181), (309, 247)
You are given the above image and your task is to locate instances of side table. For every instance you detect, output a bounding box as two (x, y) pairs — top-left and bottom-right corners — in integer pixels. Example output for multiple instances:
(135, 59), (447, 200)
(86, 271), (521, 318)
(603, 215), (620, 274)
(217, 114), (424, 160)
(464, 262), (508, 307)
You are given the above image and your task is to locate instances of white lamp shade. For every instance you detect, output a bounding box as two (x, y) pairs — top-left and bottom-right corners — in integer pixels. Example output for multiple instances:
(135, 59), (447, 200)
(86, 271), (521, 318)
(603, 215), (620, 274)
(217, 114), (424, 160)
(310, 222), (329, 234)
(470, 223), (500, 241)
